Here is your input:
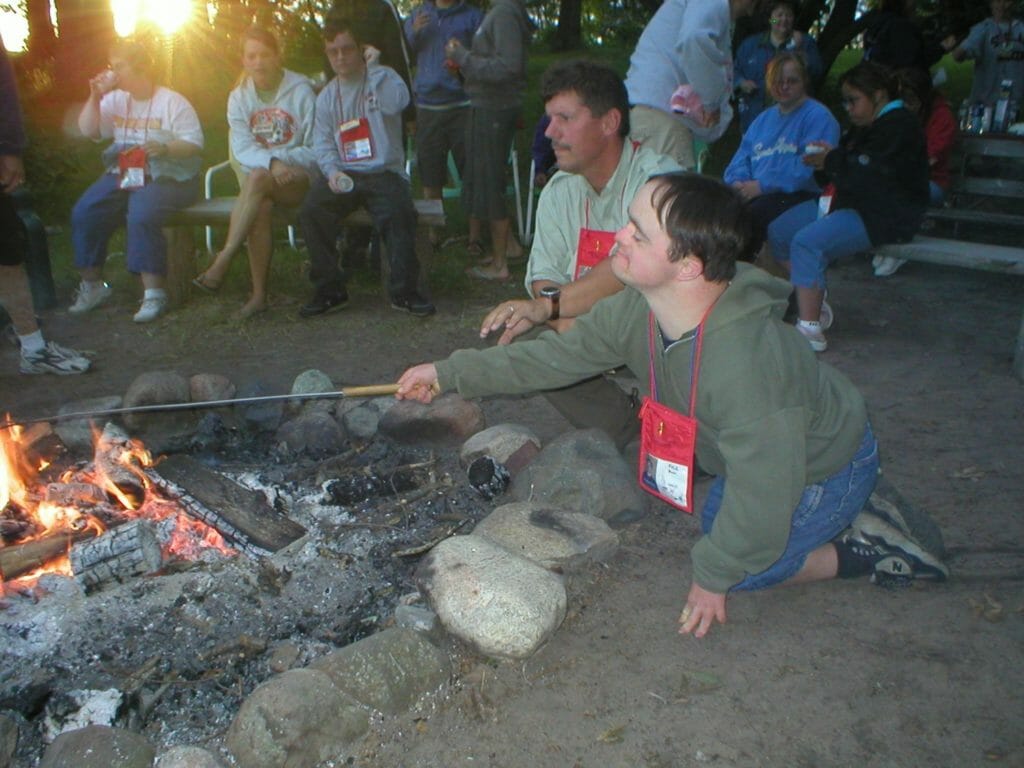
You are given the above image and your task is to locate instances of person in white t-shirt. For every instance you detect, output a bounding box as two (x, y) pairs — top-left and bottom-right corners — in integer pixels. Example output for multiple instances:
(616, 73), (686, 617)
(69, 38), (204, 323)
(191, 27), (316, 318)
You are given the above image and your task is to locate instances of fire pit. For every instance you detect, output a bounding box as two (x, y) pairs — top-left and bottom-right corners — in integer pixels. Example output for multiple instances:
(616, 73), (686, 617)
(0, 404), (491, 765)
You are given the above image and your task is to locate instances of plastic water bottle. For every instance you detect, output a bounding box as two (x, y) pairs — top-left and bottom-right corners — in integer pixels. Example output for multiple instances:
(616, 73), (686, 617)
(993, 80), (1013, 133)
(958, 99), (971, 131)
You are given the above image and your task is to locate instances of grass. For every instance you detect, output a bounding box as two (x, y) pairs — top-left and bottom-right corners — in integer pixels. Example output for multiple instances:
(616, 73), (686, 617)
(33, 42), (979, 334)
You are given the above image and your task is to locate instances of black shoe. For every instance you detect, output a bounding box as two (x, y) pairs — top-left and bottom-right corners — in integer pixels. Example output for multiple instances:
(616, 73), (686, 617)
(390, 291), (436, 317)
(835, 512), (949, 587)
(299, 290), (349, 318)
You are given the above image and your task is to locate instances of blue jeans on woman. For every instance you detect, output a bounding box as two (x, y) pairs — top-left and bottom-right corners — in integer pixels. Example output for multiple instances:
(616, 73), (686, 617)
(767, 200), (873, 289)
(701, 423), (880, 592)
(71, 173), (199, 276)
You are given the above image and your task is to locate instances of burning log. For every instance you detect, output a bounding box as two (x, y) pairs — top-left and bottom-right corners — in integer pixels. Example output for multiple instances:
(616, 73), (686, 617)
(0, 529), (98, 581)
(147, 455), (305, 556)
(45, 482), (109, 507)
(93, 424), (150, 509)
(69, 519), (163, 591)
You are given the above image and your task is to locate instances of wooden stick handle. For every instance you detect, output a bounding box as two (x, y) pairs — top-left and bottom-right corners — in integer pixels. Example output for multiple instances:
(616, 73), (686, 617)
(339, 384), (401, 398)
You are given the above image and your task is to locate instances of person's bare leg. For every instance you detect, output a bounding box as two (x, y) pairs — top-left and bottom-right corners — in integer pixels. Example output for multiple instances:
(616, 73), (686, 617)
(239, 200), (274, 317)
(0, 264), (38, 334)
(779, 543), (839, 586)
(201, 169), (276, 286)
(468, 216), (483, 258)
(423, 186), (442, 246)
(469, 217), (510, 279)
(795, 285), (825, 323)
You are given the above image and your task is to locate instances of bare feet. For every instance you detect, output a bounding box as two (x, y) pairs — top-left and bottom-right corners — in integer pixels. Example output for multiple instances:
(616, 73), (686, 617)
(466, 265), (510, 281)
(235, 297), (268, 319)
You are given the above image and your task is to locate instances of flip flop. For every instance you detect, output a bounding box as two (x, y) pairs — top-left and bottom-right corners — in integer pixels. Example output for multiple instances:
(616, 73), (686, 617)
(465, 265), (510, 281)
(192, 273), (220, 294)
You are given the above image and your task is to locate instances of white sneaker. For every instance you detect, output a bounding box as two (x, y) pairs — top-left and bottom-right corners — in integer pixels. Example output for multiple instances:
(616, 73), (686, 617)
(20, 341), (91, 375)
(873, 255), (907, 277)
(796, 320), (827, 352)
(819, 296), (834, 331)
(68, 281), (113, 314)
(133, 296), (167, 323)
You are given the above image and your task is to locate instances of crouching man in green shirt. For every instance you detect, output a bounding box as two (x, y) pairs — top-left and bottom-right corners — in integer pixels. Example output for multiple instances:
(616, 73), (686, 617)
(397, 173), (947, 638)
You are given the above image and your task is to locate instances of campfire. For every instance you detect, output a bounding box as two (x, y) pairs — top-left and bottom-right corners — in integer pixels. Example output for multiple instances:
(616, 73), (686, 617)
(0, 419), (236, 593)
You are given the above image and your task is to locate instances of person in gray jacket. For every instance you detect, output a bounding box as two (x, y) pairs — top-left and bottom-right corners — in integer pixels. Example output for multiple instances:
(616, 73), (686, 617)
(396, 173), (948, 638)
(445, 0), (531, 281)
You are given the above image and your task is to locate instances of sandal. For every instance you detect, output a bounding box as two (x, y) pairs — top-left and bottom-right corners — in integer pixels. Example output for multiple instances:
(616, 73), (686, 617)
(465, 265), (510, 281)
(192, 273), (221, 294)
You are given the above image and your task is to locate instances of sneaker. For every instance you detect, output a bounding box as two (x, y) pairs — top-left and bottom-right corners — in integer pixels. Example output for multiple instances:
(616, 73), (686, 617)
(873, 255), (907, 277)
(299, 290), (349, 318)
(20, 341), (91, 375)
(819, 293), (834, 331)
(796, 320), (827, 352)
(133, 296), (167, 323)
(68, 282), (113, 314)
(836, 511), (949, 587)
(390, 291), (436, 317)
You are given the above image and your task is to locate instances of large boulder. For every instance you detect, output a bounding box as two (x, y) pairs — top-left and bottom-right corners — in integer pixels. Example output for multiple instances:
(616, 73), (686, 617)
(225, 668), (367, 768)
(509, 429), (645, 526)
(417, 535), (566, 659)
(38, 725), (154, 768)
(121, 371), (196, 452)
(378, 394), (485, 445)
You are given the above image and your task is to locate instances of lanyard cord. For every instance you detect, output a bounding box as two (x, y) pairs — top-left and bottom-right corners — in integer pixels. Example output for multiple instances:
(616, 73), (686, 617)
(336, 69), (369, 123)
(646, 300), (715, 415)
(583, 140), (642, 230)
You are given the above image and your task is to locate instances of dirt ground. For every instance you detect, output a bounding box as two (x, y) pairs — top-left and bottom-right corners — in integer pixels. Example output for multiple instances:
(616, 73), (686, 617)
(1, 252), (1022, 767)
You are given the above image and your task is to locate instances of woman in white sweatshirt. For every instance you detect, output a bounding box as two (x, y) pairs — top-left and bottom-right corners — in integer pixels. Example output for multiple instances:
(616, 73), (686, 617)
(193, 26), (317, 317)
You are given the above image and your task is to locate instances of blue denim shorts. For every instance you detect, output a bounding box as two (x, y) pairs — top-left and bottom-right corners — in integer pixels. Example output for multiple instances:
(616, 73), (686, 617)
(700, 423), (879, 592)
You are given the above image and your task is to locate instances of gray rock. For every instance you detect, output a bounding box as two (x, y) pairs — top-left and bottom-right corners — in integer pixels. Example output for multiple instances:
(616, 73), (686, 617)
(510, 428), (645, 526)
(38, 725), (154, 768)
(417, 535), (567, 659)
(0, 713), (18, 768)
(155, 745), (225, 768)
(274, 412), (346, 457)
(340, 405), (379, 441)
(188, 373), (235, 404)
(53, 396), (122, 453)
(225, 668), (367, 768)
(378, 394), (485, 445)
(473, 501), (619, 571)
(459, 423), (541, 475)
(234, 381), (283, 432)
(289, 369), (336, 417)
(310, 627), (449, 714)
(121, 371), (197, 452)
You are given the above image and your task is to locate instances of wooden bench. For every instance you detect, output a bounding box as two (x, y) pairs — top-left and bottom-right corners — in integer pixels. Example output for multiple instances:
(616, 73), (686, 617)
(162, 190), (445, 306)
(874, 132), (1024, 380)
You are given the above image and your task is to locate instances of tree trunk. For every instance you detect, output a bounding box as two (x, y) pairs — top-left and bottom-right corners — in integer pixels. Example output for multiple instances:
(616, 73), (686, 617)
(25, 0), (58, 64)
(550, 0), (583, 52)
(816, 0), (863, 82)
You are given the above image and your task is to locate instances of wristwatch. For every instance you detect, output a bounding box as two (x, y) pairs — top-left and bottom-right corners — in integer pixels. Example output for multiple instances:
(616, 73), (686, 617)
(539, 286), (561, 321)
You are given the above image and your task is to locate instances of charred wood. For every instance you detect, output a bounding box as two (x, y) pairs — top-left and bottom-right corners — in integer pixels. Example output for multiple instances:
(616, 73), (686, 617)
(69, 519), (164, 592)
(147, 455), (305, 555)
(45, 482), (109, 507)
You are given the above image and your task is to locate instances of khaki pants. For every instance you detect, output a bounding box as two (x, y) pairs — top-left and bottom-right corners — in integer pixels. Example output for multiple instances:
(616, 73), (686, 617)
(628, 105), (695, 171)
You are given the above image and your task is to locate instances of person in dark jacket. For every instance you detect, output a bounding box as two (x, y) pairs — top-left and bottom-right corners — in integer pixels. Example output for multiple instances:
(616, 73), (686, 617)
(862, 0), (948, 75)
(767, 61), (929, 352)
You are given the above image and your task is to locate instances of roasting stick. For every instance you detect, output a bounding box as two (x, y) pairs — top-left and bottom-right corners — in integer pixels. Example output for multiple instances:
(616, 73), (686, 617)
(1, 384), (403, 429)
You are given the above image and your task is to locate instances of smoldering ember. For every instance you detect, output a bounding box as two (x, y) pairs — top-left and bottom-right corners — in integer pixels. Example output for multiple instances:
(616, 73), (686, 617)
(0, 367), (633, 767)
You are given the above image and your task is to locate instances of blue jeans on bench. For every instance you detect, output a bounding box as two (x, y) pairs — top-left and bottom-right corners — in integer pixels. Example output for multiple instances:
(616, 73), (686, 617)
(299, 170), (419, 300)
(71, 173), (199, 275)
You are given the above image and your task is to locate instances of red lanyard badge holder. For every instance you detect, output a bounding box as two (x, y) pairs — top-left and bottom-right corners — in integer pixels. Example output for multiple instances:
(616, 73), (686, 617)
(338, 118), (375, 163)
(118, 96), (151, 190)
(637, 312), (707, 513)
(574, 198), (617, 279)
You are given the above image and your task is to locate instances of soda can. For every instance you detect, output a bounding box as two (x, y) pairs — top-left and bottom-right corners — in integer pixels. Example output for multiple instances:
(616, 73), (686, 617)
(982, 105), (993, 133)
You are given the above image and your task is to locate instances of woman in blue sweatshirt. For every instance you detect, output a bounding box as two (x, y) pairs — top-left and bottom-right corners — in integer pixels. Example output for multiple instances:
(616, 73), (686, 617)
(768, 61), (928, 353)
(724, 52), (838, 258)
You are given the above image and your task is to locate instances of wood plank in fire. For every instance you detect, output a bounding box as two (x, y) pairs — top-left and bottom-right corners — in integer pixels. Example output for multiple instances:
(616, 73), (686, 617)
(147, 455), (306, 555)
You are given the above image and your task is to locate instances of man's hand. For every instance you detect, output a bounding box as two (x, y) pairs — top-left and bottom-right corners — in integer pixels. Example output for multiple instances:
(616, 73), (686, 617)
(362, 45), (381, 66)
(0, 155), (25, 193)
(678, 582), (727, 639)
(396, 363), (441, 403)
(480, 298), (549, 345)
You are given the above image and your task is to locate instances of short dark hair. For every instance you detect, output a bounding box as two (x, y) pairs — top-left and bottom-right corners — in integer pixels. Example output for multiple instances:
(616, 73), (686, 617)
(647, 173), (754, 282)
(838, 61), (897, 102)
(540, 60), (630, 138)
(323, 14), (362, 45)
(109, 39), (156, 79)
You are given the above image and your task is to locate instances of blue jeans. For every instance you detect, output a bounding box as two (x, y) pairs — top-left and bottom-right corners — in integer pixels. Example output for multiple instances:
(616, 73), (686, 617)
(767, 200), (872, 289)
(701, 423), (879, 592)
(71, 173), (199, 275)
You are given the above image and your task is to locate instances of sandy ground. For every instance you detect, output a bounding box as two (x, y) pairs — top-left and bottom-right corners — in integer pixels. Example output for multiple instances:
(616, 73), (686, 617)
(1, 252), (1022, 767)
